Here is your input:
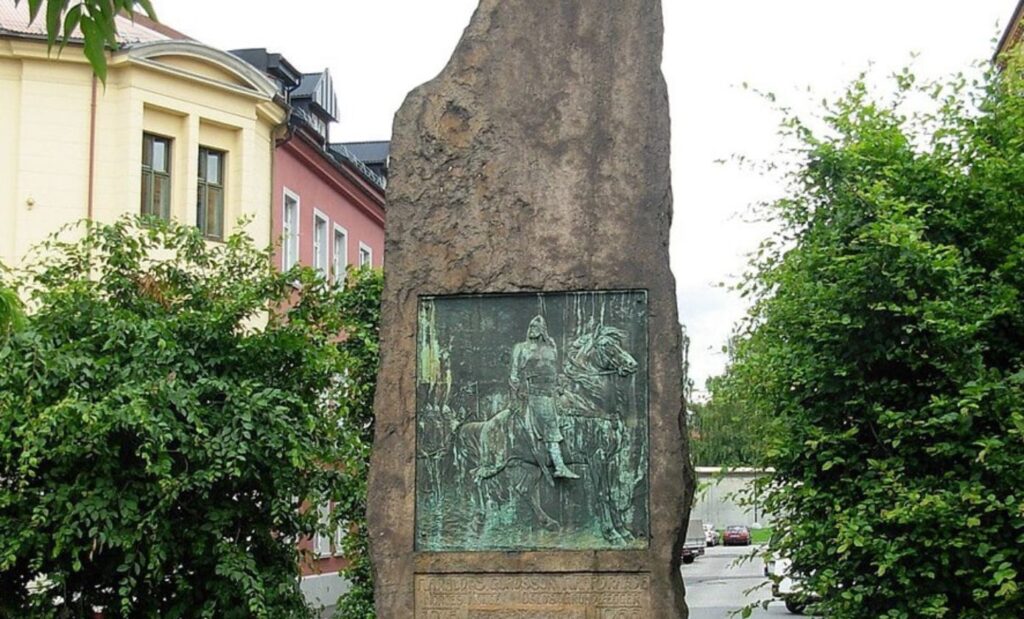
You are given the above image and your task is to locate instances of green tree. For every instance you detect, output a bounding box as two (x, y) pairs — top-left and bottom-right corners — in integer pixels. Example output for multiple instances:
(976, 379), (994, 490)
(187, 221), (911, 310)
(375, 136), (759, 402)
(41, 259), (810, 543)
(329, 268), (381, 619)
(690, 375), (764, 468)
(15, 0), (158, 81)
(0, 218), (378, 618)
(0, 282), (24, 336)
(734, 58), (1024, 618)
(690, 335), (768, 468)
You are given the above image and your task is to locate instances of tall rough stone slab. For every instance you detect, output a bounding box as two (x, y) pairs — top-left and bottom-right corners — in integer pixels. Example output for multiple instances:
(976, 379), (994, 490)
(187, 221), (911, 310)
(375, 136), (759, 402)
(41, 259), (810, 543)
(369, 1), (694, 617)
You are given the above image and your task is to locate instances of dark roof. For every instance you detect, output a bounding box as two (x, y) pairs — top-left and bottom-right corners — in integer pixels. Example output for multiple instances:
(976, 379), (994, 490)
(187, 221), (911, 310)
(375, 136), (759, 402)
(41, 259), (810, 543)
(293, 73), (321, 98)
(335, 141), (390, 165)
(230, 48), (301, 91)
(292, 71), (338, 122)
(328, 142), (388, 190)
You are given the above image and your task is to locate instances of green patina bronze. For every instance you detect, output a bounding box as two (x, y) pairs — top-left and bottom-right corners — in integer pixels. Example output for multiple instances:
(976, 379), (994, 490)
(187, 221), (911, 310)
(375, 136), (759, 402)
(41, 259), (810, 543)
(415, 290), (650, 551)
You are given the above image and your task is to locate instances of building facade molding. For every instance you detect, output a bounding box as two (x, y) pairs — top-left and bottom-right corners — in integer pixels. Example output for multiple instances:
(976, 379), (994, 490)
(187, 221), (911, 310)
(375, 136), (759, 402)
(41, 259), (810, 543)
(122, 40), (280, 100)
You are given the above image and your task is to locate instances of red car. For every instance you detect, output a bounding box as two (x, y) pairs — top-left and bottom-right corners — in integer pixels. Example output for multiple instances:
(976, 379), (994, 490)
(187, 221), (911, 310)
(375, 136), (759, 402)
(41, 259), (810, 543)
(722, 525), (751, 546)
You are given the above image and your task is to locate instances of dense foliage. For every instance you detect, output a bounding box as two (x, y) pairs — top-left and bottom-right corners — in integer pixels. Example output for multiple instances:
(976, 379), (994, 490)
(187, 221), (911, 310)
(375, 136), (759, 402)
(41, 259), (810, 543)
(0, 218), (379, 618)
(735, 60), (1024, 618)
(0, 283), (24, 336)
(689, 375), (765, 468)
(329, 269), (381, 619)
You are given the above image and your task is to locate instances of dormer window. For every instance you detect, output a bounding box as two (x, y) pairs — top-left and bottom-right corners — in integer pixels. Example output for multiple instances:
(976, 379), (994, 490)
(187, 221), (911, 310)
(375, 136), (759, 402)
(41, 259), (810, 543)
(291, 70), (338, 144)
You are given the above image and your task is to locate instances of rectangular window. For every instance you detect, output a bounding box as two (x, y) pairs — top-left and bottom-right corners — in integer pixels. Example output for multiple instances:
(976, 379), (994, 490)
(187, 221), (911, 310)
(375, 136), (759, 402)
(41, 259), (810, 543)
(141, 133), (171, 220)
(314, 503), (332, 557)
(332, 225), (348, 284)
(311, 502), (347, 558)
(197, 147), (225, 241)
(282, 190), (299, 270)
(313, 211), (329, 276)
(359, 242), (372, 268)
(333, 517), (347, 557)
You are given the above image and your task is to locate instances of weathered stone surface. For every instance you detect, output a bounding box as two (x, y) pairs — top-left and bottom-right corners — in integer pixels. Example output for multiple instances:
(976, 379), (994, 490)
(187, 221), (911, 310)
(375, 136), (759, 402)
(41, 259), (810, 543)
(368, 0), (694, 617)
(416, 573), (651, 618)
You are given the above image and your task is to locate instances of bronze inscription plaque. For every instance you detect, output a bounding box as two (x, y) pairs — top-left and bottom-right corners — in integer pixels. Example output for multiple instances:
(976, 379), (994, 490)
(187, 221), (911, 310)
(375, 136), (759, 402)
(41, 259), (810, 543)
(416, 291), (649, 551)
(415, 573), (651, 618)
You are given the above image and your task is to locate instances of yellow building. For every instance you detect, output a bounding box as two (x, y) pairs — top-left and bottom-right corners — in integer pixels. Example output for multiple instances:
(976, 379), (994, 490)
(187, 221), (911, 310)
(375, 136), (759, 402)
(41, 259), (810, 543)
(0, 2), (287, 267)
(997, 1), (1024, 59)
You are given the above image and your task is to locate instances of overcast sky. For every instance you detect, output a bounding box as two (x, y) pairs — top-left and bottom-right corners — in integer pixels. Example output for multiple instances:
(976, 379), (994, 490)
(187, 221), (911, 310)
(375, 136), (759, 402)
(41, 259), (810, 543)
(156, 0), (1019, 396)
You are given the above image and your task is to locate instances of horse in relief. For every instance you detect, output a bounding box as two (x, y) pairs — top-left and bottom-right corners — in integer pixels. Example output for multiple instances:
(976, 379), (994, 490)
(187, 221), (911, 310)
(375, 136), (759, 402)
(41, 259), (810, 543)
(451, 323), (641, 544)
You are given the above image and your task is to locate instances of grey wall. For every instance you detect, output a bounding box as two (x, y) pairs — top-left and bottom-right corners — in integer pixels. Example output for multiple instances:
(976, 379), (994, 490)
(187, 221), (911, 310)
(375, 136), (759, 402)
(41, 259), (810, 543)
(689, 467), (774, 529)
(300, 572), (350, 617)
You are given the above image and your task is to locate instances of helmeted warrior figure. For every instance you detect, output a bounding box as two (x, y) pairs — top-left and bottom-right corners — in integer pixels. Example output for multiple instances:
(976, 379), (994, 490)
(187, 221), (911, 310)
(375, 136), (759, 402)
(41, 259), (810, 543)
(510, 315), (580, 479)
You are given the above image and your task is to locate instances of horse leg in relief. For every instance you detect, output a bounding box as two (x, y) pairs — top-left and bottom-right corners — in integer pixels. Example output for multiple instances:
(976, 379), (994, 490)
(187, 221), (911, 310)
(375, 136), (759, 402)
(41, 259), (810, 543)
(472, 482), (487, 533)
(427, 458), (438, 502)
(591, 448), (621, 543)
(596, 435), (633, 544)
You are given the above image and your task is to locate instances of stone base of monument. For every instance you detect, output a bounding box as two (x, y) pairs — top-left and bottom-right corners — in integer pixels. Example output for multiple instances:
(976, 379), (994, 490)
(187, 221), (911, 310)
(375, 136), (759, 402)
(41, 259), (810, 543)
(368, 1), (694, 617)
(416, 572), (650, 617)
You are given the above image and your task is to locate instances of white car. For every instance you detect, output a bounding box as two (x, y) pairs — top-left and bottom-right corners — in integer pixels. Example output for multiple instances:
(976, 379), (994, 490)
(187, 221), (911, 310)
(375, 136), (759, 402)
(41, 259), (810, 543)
(703, 523), (718, 547)
(765, 556), (817, 614)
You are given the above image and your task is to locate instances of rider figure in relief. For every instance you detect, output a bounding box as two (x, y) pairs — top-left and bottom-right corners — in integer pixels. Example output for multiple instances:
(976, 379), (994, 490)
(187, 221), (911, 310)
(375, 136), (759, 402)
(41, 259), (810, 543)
(510, 315), (580, 480)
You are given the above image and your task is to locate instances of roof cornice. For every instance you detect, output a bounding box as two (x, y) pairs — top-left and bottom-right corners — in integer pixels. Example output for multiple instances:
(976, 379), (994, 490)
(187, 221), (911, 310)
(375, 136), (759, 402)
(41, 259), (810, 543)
(282, 136), (386, 222)
(995, 0), (1024, 61)
(121, 40), (279, 99)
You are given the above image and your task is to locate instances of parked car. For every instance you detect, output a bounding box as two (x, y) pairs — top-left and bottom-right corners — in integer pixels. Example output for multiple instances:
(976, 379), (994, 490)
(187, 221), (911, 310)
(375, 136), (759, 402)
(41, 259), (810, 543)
(703, 523), (719, 547)
(681, 519), (707, 564)
(765, 556), (819, 614)
(722, 525), (751, 546)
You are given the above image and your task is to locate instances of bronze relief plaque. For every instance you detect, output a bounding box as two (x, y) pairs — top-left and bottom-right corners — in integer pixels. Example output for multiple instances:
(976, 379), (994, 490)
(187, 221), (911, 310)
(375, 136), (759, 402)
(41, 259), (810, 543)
(416, 290), (649, 551)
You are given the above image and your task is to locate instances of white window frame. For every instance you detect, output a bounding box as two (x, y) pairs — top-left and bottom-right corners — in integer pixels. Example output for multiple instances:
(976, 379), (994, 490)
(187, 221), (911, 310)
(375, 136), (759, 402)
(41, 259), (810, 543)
(313, 502), (332, 558)
(282, 188), (300, 270)
(333, 517), (347, 557)
(358, 242), (373, 268)
(332, 223), (348, 284)
(312, 209), (330, 277)
(311, 502), (346, 558)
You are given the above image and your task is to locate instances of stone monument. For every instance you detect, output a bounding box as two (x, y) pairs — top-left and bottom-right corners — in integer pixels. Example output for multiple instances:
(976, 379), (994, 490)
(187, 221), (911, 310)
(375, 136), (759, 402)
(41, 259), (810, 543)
(368, 1), (694, 616)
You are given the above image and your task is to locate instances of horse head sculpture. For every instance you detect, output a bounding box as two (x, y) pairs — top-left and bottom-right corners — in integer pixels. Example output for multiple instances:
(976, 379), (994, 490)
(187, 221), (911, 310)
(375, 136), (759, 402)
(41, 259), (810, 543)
(591, 326), (638, 376)
(564, 325), (638, 388)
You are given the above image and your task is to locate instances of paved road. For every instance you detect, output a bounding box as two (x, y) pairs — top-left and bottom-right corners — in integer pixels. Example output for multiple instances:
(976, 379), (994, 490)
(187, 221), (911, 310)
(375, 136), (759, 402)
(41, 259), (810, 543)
(682, 544), (801, 619)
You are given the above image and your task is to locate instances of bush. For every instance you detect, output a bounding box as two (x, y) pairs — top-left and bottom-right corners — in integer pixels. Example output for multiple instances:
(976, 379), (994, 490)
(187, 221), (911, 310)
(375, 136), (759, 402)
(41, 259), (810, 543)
(734, 58), (1024, 618)
(0, 218), (379, 618)
(330, 267), (381, 619)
